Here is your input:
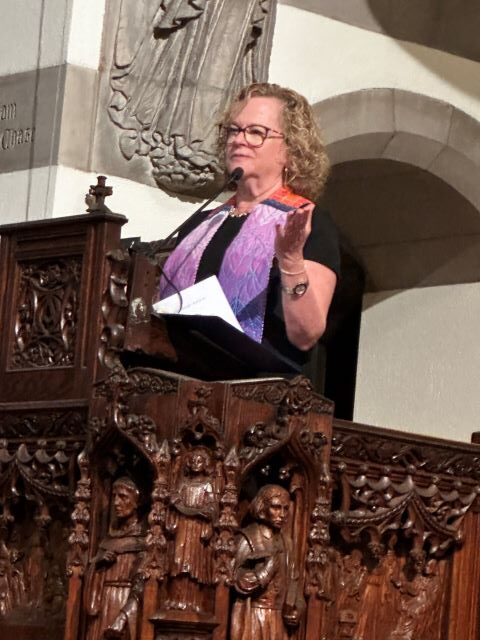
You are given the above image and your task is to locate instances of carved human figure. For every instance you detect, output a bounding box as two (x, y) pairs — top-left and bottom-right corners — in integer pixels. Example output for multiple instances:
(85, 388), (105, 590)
(24, 525), (47, 607)
(167, 448), (217, 613)
(231, 484), (305, 640)
(0, 546), (13, 619)
(389, 558), (440, 640)
(355, 542), (385, 640)
(9, 545), (27, 609)
(84, 477), (145, 640)
(335, 549), (365, 637)
(45, 562), (66, 617)
(108, 0), (276, 192)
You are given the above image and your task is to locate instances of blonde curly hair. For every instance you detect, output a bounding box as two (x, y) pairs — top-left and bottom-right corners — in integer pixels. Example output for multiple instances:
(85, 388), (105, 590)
(218, 83), (330, 202)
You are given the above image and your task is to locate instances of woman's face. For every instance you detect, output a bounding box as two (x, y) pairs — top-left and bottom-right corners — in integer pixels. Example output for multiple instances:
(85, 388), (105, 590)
(225, 96), (288, 186)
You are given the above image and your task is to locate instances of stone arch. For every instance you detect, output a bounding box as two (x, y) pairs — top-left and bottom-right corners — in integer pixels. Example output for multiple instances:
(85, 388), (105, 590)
(313, 88), (480, 211)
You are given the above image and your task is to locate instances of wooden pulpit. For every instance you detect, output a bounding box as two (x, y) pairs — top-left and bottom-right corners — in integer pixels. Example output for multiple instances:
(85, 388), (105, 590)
(0, 207), (479, 640)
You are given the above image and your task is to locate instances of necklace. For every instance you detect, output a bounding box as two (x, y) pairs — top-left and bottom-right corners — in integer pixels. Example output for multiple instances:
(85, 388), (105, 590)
(227, 204), (252, 218)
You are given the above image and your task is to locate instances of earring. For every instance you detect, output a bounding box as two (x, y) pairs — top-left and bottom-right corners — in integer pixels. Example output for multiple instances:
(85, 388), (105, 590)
(283, 166), (289, 184)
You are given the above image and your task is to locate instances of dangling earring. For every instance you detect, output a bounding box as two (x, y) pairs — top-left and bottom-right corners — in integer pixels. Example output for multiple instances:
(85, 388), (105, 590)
(283, 166), (289, 185)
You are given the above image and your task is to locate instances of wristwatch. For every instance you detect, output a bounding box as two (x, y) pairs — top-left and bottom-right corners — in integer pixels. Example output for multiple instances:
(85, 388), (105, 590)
(281, 280), (309, 297)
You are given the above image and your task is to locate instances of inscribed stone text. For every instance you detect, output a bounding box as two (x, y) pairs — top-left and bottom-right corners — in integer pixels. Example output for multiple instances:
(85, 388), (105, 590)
(0, 102), (16, 120)
(1, 127), (34, 151)
(0, 100), (35, 153)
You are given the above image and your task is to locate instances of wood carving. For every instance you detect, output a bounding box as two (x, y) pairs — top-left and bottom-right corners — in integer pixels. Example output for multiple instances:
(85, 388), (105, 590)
(231, 484), (305, 640)
(99, 249), (131, 370)
(0, 409), (87, 439)
(233, 376), (334, 416)
(12, 258), (81, 369)
(2, 210), (480, 640)
(84, 477), (145, 640)
(166, 448), (217, 613)
(213, 447), (240, 586)
(331, 428), (478, 559)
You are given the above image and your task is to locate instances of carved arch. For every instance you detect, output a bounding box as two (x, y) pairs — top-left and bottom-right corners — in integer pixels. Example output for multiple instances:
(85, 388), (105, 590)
(314, 88), (480, 210)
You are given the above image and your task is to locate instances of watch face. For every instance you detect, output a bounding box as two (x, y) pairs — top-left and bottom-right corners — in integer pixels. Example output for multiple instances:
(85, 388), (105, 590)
(293, 282), (308, 296)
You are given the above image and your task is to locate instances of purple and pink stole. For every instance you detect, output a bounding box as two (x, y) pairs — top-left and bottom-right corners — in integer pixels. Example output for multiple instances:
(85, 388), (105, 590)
(157, 187), (311, 343)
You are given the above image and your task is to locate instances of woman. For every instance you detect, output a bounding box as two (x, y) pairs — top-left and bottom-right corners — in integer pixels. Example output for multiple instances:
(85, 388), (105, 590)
(158, 83), (340, 372)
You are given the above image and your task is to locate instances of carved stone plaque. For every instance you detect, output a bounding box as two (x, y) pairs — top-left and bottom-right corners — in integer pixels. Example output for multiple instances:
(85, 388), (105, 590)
(0, 67), (63, 174)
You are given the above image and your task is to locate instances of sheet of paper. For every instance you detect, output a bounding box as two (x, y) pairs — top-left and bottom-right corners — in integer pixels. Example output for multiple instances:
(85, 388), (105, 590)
(152, 275), (243, 333)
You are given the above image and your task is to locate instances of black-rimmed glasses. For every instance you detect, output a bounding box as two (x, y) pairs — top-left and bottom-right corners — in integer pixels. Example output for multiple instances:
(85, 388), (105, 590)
(220, 124), (285, 148)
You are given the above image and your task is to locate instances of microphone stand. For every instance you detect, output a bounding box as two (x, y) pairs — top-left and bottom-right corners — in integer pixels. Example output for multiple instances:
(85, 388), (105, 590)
(158, 167), (244, 247)
(126, 168), (244, 304)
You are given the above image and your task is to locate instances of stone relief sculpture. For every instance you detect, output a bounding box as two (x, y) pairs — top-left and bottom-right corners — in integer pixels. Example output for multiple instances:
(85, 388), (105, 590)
(166, 447), (217, 613)
(84, 477), (145, 640)
(108, 0), (276, 194)
(231, 484), (305, 640)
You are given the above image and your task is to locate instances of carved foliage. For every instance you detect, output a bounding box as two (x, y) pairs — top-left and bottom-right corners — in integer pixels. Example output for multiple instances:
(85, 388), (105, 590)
(233, 376), (333, 416)
(12, 258), (82, 369)
(94, 368), (178, 401)
(332, 429), (480, 480)
(98, 249), (130, 369)
(213, 447), (240, 585)
(141, 441), (171, 582)
(305, 470), (333, 600)
(0, 438), (78, 499)
(67, 450), (91, 576)
(0, 409), (87, 440)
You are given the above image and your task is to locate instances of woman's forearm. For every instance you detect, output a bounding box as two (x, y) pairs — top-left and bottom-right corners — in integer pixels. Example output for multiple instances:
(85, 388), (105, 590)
(280, 259), (337, 351)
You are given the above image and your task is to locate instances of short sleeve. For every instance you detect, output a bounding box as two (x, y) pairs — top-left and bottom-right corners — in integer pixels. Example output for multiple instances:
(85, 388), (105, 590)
(303, 207), (341, 278)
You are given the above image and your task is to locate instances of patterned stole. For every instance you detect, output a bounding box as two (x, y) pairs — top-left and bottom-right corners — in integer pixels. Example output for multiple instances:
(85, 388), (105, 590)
(158, 187), (311, 342)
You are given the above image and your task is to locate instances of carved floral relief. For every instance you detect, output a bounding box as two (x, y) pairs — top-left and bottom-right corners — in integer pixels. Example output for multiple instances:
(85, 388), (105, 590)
(11, 258), (82, 369)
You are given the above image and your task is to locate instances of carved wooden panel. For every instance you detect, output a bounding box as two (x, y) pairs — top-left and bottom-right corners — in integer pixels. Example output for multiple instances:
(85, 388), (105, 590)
(0, 432), (85, 639)
(11, 257), (82, 370)
(0, 408), (88, 440)
(322, 419), (480, 640)
(0, 212), (126, 403)
(68, 370), (335, 640)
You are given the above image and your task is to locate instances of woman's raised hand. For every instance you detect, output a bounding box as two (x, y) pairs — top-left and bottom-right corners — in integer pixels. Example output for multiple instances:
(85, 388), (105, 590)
(275, 203), (313, 266)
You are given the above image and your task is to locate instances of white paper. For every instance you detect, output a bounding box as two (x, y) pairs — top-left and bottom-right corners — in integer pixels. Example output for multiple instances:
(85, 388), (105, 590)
(152, 275), (244, 333)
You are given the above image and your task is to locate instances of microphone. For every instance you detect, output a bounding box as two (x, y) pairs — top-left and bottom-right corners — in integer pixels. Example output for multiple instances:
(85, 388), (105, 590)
(229, 167), (244, 183)
(159, 167), (244, 247)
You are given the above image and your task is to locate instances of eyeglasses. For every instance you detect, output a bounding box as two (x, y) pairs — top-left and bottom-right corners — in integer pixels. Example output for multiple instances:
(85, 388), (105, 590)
(220, 124), (285, 148)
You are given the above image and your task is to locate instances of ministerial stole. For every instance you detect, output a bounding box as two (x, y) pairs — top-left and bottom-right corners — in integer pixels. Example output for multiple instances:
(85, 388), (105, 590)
(158, 189), (310, 343)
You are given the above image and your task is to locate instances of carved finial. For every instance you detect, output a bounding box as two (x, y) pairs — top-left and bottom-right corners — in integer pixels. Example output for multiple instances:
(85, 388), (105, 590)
(85, 175), (113, 213)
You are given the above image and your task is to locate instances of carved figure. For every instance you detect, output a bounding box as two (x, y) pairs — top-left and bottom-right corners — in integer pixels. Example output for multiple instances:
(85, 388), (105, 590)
(84, 477), (145, 640)
(166, 447), (217, 612)
(108, 0), (276, 193)
(231, 484), (305, 640)
(9, 545), (27, 609)
(45, 562), (66, 617)
(390, 558), (440, 640)
(0, 545), (13, 618)
(24, 526), (46, 607)
(335, 550), (365, 637)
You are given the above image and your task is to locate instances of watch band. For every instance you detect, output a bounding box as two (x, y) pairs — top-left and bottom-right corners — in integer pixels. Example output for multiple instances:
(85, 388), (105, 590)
(281, 279), (309, 297)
